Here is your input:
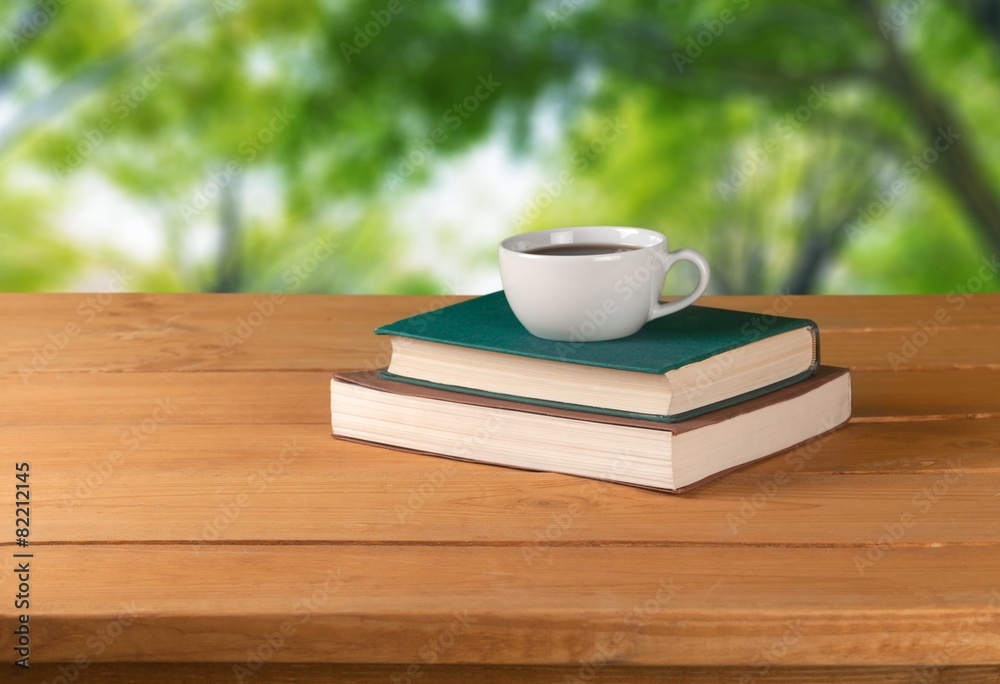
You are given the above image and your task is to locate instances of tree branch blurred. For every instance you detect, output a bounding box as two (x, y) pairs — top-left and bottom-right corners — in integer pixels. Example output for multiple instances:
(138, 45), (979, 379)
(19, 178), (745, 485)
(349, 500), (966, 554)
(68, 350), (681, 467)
(0, 0), (996, 294)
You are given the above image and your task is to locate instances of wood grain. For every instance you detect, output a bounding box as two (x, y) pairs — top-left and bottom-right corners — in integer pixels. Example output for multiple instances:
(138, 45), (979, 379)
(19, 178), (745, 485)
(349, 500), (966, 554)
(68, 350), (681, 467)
(2, 545), (999, 666)
(851, 370), (1000, 420)
(1, 417), (997, 474)
(0, 422), (996, 545)
(0, 371), (329, 426)
(820, 328), (1000, 369)
(1, 293), (997, 373)
(2, 293), (999, 671)
(3, 366), (999, 430)
(10, 663), (1000, 684)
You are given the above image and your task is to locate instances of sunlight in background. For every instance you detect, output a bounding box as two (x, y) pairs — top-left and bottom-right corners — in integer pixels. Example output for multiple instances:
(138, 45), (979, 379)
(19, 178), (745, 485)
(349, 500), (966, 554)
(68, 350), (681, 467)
(47, 136), (540, 294)
(1, 0), (998, 295)
(393, 137), (545, 295)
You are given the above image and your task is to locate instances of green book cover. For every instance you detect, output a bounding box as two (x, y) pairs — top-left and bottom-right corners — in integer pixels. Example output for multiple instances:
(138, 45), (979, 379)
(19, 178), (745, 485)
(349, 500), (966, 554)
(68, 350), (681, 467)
(375, 291), (818, 374)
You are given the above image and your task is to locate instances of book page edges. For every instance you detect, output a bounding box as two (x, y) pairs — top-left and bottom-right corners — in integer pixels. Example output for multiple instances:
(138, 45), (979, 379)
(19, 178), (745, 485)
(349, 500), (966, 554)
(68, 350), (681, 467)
(330, 373), (851, 495)
(331, 432), (789, 494)
(332, 367), (848, 436)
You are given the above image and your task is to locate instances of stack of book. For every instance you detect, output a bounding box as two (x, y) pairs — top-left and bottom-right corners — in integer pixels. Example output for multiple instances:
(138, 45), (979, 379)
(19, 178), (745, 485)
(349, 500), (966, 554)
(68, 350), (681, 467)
(330, 292), (851, 493)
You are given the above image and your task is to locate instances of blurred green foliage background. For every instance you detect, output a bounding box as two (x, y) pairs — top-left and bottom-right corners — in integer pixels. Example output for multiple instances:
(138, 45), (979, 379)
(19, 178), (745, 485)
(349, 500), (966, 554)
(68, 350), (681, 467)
(1, 0), (999, 295)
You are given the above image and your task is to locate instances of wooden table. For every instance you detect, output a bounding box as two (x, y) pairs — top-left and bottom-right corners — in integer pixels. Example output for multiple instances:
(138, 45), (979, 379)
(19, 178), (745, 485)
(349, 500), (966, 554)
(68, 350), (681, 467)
(2, 293), (999, 683)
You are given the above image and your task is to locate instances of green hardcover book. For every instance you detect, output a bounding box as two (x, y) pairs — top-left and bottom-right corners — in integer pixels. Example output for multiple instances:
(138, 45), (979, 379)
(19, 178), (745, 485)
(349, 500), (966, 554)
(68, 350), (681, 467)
(375, 291), (819, 422)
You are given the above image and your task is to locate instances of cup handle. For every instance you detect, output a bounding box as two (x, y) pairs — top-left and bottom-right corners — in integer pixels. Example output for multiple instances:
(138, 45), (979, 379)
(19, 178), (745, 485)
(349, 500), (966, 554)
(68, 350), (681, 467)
(648, 248), (711, 320)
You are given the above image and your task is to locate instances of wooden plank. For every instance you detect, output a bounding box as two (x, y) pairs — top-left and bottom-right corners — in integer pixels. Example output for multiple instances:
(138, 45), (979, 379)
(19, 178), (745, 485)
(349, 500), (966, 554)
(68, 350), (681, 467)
(0, 419), (995, 545)
(10, 663), (1000, 683)
(15, 469), (999, 544)
(0, 371), (328, 426)
(852, 370), (1000, 421)
(3, 367), (999, 428)
(2, 422), (997, 545)
(3, 291), (997, 677)
(740, 419), (1000, 475)
(2, 293), (998, 374)
(1, 418), (997, 475)
(1, 545), (998, 665)
(8, 324), (1000, 375)
(0, 293), (399, 374)
(820, 328), (1000, 370)
(4, 291), (993, 332)
(704, 293), (1000, 331)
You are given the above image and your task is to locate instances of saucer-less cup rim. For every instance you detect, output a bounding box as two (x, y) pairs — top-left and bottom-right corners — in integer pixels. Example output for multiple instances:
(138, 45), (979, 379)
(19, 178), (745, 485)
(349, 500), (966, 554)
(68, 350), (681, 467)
(499, 226), (665, 256)
(499, 226), (712, 341)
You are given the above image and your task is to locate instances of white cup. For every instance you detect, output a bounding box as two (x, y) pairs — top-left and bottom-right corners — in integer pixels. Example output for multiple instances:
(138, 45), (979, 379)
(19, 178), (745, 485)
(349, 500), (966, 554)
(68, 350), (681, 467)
(499, 226), (711, 342)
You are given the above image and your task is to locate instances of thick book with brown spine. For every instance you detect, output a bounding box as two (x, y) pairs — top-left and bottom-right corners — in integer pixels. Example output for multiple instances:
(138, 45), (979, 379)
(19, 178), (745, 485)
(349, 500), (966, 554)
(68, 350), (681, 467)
(330, 366), (852, 493)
